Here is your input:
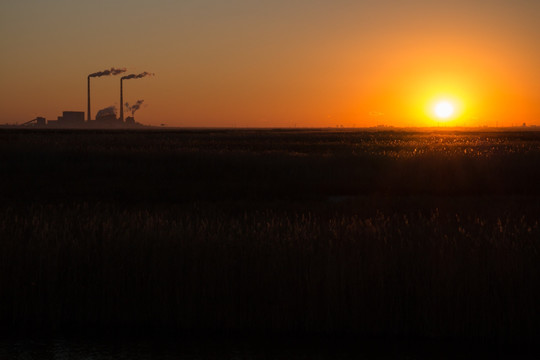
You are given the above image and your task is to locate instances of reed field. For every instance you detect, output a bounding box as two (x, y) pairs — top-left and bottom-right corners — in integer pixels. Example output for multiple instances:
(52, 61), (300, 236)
(1, 129), (540, 342)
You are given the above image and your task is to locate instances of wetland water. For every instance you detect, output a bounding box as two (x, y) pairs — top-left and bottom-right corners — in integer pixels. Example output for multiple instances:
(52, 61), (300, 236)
(0, 335), (400, 359)
(2, 335), (529, 360)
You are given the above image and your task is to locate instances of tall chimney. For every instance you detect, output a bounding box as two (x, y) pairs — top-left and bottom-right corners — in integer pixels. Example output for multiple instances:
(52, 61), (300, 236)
(87, 76), (91, 121)
(120, 78), (124, 122)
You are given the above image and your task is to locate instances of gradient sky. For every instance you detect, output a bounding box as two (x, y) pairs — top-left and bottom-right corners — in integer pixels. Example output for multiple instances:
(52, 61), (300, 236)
(1, 0), (539, 127)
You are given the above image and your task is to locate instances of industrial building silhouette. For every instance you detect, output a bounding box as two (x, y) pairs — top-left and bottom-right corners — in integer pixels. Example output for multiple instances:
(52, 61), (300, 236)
(23, 111), (140, 128)
(21, 67), (150, 128)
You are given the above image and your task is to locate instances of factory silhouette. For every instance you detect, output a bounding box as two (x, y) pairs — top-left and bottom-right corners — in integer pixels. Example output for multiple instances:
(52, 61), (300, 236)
(24, 67), (153, 128)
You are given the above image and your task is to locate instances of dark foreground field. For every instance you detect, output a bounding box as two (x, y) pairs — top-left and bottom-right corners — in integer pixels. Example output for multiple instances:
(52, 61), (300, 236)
(1, 129), (540, 356)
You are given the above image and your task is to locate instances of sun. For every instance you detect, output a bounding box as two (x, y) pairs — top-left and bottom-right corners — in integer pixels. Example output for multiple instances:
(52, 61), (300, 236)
(434, 101), (455, 120)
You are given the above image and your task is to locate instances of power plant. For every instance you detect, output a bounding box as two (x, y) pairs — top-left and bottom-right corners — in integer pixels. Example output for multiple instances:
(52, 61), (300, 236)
(22, 67), (153, 128)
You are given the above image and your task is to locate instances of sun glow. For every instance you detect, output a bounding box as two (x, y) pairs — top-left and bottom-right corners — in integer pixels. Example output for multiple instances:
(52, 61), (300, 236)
(424, 96), (464, 124)
(434, 101), (455, 119)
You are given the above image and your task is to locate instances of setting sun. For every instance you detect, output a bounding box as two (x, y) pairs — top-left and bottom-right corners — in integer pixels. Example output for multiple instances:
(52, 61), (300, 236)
(434, 101), (455, 120)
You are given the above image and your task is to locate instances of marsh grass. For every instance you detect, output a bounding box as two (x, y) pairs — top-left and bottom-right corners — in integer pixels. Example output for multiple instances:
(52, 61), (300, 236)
(2, 129), (540, 203)
(1, 202), (539, 339)
(1, 129), (540, 340)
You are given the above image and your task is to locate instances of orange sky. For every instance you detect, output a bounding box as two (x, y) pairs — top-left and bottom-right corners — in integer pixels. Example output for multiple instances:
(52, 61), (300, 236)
(1, 0), (539, 127)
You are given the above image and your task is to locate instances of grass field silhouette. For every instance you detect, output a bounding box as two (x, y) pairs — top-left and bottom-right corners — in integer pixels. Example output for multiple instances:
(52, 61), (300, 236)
(1, 129), (539, 342)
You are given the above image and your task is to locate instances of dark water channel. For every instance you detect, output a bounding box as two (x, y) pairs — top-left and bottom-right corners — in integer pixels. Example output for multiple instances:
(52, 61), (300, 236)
(0, 336), (365, 360)
(1, 334), (536, 360)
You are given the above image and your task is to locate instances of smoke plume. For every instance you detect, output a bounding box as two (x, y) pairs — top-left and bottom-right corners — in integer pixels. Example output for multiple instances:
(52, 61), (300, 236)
(96, 106), (117, 119)
(125, 100), (145, 115)
(121, 72), (155, 80)
(89, 67), (127, 78)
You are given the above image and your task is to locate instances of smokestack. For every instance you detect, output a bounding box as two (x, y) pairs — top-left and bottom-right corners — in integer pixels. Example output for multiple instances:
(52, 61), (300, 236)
(87, 67), (127, 122)
(120, 79), (124, 122)
(120, 72), (154, 122)
(87, 76), (91, 121)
